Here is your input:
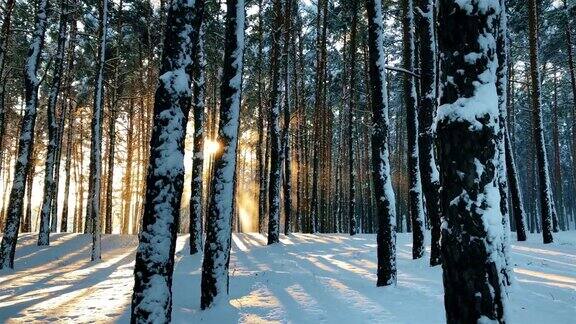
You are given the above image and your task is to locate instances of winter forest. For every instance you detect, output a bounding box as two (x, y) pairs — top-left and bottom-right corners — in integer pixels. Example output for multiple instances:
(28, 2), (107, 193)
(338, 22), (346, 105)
(0, 0), (575, 322)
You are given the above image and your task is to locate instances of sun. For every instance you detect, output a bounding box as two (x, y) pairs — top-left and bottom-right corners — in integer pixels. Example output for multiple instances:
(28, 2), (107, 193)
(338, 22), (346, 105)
(204, 138), (221, 156)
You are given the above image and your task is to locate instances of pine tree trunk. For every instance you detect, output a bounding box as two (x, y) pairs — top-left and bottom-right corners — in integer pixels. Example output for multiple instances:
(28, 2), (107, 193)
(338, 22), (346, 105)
(256, 0), (267, 234)
(310, 0), (327, 234)
(366, 0), (397, 287)
(495, 0), (513, 285)
(60, 9), (78, 232)
(61, 108), (74, 232)
(527, 0), (554, 244)
(122, 99), (134, 234)
(190, 22), (207, 254)
(402, 0), (425, 259)
(38, 0), (69, 245)
(24, 161), (35, 232)
(104, 107), (115, 234)
(437, 1), (508, 321)
(130, 0), (205, 321)
(416, 0), (442, 266)
(564, 1), (576, 220)
(75, 120), (86, 233)
(0, 0), (49, 270)
(348, 0), (358, 236)
(0, 0), (16, 178)
(85, 0), (108, 262)
(200, 0), (245, 309)
(552, 74), (566, 231)
(103, 0), (123, 235)
(267, 0), (284, 245)
(505, 131), (527, 241)
(282, 0), (293, 236)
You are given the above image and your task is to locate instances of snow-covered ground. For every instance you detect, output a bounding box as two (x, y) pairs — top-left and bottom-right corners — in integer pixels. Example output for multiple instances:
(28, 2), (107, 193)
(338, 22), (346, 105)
(0, 231), (574, 323)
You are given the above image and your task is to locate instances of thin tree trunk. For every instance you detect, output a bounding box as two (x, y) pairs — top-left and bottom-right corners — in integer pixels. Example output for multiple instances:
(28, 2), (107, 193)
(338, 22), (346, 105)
(282, 0), (293, 236)
(266, 0), (284, 245)
(60, 7), (78, 232)
(416, 0), (442, 266)
(366, 0), (397, 287)
(0, 0), (16, 178)
(563, 1), (576, 220)
(24, 161), (35, 232)
(505, 129), (527, 240)
(122, 99), (134, 234)
(38, 0), (69, 245)
(190, 21), (207, 254)
(0, 0), (49, 270)
(256, 0), (266, 234)
(402, 0), (425, 259)
(528, 0), (554, 244)
(103, 0), (123, 235)
(85, 0), (108, 262)
(551, 73), (566, 230)
(348, 0), (358, 236)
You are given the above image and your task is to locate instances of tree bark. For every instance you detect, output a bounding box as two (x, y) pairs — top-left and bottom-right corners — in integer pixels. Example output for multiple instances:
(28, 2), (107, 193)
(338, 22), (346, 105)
(200, 0), (245, 309)
(437, 1), (508, 321)
(60, 6), (78, 233)
(282, 0), (293, 236)
(551, 74), (566, 231)
(528, 0), (554, 244)
(0, 0), (16, 178)
(190, 21), (207, 254)
(85, 0), (108, 262)
(366, 0), (397, 287)
(38, 0), (69, 245)
(416, 0), (442, 266)
(256, 0), (267, 234)
(0, 0), (49, 270)
(267, 0), (284, 245)
(402, 0), (425, 259)
(130, 0), (205, 321)
(564, 1), (576, 223)
(348, 0), (358, 236)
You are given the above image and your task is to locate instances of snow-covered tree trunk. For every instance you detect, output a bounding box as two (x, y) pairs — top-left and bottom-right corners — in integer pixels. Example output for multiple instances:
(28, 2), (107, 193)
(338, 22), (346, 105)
(282, 0), (293, 236)
(309, 0), (328, 234)
(505, 130), (527, 240)
(104, 0), (124, 235)
(564, 1), (576, 214)
(402, 0), (425, 259)
(0, 0), (49, 270)
(200, 0), (245, 309)
(85, 0), (108, 262)
(256, 0), (267, 234)
(527, 0), (554, 244)
(0, 0), (16, 178)
(436, 1), (508, 321)
(416, 0), (442, 266)
(190, 21), (206, 255)
(130, 0), (205, 321)
(61, 9), (78, 232)
(61, 107), (74, 232)
(495, 0), (512, 285)
(551, 75), (566, 231)
(366, 0), (397, 287)
(38, 0), (69, 246)
(348, 0), (358, 236)
(267, 0), (283, 245)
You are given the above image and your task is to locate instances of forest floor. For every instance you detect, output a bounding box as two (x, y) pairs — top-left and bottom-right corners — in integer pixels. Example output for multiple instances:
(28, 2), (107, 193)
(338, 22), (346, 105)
(0, 231), (574, 323)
